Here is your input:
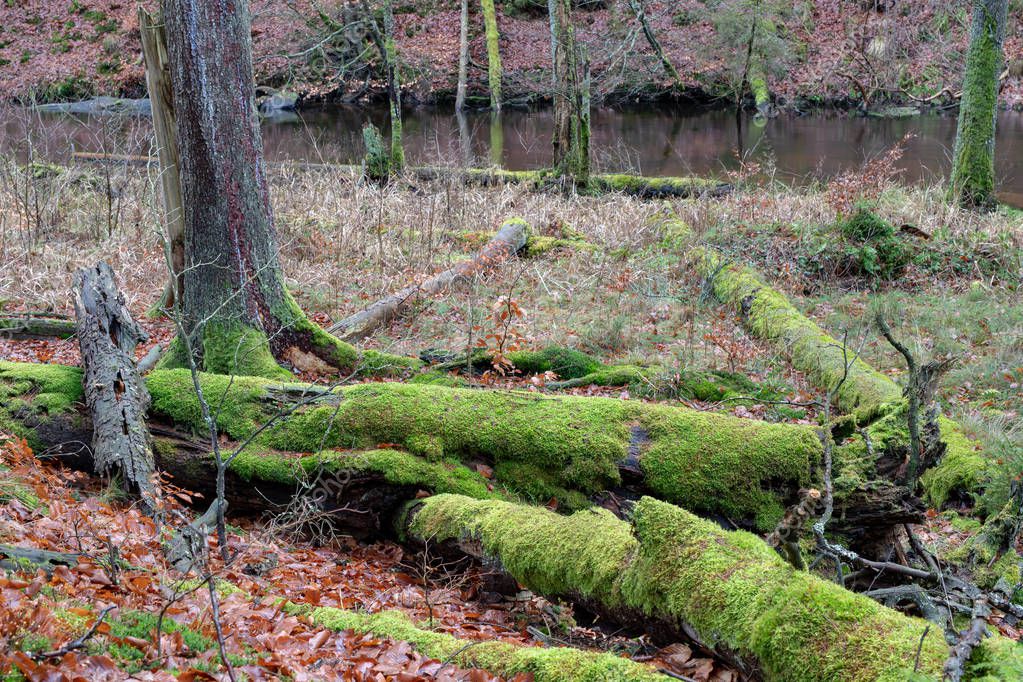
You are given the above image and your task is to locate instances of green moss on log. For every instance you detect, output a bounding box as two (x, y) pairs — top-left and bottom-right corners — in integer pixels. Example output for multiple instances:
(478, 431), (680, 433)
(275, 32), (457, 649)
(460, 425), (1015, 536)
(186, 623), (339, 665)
(288, 604), (669, 681)
(139, 368), (820, 524)
(693, 247), (902, 414)
(408, 494), (949, 682)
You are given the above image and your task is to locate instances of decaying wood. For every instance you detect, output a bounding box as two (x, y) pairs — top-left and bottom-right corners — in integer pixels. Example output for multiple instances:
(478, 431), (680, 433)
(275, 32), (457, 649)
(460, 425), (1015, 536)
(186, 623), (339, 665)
(0, 543), (79, 574)
(0, 314), (76, 340)
(944, 595), (992, 682)
(72, 263), (156, 507)
(327, 218), (528, 341)
(766, 487), (821, 569)
(139, 8), (185, 312)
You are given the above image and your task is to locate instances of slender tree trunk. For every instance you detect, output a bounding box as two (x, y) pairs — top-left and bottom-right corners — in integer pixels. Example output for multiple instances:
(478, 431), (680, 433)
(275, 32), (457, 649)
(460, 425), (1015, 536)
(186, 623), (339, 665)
(480, 0), (503, 110)
(139, 8), (184, 314)
(159, 0), (358, 377)
(382, 1), (404, 173)
(950, 0), (1008, 208)
(551, 0), (589, 183)
(456, 0), (470, 112)
(627, 0), (683, 90)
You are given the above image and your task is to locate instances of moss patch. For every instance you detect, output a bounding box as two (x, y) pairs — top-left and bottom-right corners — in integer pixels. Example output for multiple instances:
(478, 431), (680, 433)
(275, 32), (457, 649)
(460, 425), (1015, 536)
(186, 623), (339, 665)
(290, 604), (668, 681)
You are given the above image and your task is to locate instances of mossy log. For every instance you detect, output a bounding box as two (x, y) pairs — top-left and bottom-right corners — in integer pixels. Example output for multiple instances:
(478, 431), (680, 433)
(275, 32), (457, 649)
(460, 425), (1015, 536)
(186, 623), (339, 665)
(287, 603), (671, 681)
(687, 238), (988, 507)
(403, 493), (1023, 682)
(1, 362), (920, 537)
(410, 166), (732, 199)
(0, 315), (76, 340)
(0, 543), (79, 574)
(327, 218), (529, 341)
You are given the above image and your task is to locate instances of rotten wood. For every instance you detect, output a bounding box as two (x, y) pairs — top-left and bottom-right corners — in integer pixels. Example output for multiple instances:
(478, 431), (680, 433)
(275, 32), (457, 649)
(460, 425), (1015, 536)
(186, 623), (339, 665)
(73, 262), (156, 507)
(0, 314), (76, 340)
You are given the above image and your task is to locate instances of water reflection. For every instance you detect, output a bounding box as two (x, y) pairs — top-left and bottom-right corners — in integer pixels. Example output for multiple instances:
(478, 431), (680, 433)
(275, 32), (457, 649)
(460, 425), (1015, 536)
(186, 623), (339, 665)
(4, 104), (1023, 205)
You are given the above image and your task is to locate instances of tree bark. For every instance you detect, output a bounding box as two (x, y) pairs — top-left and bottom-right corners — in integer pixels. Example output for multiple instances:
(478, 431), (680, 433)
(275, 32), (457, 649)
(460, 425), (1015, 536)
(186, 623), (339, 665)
(551, 0), (589, 182)
(327, 218), (528, 341)
(139, 7), (184, 314)
(950, 0), (1008, 208)
(72, 263), (156, 506)
(456, 0), (470, 113)
(159, 0), (358, 377)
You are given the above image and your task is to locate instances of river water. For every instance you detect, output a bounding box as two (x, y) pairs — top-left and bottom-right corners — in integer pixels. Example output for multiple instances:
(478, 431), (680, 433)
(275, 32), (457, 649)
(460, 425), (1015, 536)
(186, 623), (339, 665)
(8, 105), (1023, 205)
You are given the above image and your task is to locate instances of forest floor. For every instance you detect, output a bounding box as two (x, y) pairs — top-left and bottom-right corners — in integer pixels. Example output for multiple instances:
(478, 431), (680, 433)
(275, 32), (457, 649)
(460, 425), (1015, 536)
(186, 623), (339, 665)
(2, 0), (1023, 109)
(1, 141), (1023, 678)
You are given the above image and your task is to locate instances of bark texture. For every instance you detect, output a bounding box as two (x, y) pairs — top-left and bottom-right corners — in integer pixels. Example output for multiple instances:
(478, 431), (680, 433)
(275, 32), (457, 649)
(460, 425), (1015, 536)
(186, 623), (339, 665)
(139, 7), (184, 312)
(327, 218), (529, 341)
(159, 0), (358, 377)
(550, 0), (589, 182)
(950, 0), (1008, 208)
(72, 263), (155, 504)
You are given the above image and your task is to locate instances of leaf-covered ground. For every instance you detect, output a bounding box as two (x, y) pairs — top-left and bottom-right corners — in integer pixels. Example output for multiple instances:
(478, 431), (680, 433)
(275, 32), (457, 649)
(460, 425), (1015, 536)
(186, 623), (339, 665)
(0, 434), (740, 681)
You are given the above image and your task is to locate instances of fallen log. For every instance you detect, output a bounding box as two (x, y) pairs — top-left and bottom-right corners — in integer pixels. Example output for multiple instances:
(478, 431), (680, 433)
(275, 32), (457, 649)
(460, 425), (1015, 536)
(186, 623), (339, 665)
(677, 223), (987, 509)
(0, 543), (79, 574)
(0, 315), (76, 340)
(411, 166), (733, 199)
(327, 218), (529, 341)
(286, 604), (672, 681)
(1, 362), (920, 539)
(403, 493), (980, 682)
(72, 263), (156, 505)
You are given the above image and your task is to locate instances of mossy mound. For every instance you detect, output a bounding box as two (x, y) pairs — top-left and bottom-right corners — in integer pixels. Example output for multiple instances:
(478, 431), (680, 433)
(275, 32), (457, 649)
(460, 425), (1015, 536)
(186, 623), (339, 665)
(837, 206), (910, 281)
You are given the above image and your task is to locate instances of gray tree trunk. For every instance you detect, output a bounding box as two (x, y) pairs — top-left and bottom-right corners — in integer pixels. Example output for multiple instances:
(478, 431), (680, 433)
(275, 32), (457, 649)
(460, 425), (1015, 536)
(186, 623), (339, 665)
(159, 0), (357, 377)
(950, 0), (1008, 208)
(456, 0), (470, 112)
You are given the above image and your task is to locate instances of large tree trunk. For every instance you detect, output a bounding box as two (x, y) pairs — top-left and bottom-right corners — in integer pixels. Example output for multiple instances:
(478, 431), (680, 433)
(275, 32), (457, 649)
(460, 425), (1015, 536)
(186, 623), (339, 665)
(950, 0), (1008, 208)
(159, 0), (358, 378)
(403, 494), (959, 681)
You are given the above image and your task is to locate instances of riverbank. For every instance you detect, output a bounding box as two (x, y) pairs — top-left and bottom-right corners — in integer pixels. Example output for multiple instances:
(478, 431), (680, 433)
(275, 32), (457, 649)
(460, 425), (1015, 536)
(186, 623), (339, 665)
(3, 0), (1023, 110)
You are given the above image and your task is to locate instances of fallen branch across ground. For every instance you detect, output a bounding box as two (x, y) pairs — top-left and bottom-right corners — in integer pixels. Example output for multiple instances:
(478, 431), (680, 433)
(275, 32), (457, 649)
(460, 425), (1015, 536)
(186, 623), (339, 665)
(328, 218), (529, 341)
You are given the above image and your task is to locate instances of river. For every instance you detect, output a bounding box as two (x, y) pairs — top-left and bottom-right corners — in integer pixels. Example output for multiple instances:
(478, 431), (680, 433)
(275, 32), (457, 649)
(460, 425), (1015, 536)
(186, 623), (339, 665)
(7, 104), (1023, 206)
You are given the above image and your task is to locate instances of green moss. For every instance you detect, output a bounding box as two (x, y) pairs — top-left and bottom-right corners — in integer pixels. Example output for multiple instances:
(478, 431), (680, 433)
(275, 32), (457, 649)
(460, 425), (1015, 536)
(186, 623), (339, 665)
(410, 495), (949, 682)
(838, 207), (909, 280)
(921, 416), (989, 508)
(505, 347), (601, 379)
(0, 362), (84, 449)
(227, 447), (495, 500)
(408, 370), (468, 387)
(590, 174), (722, 198)
(949, 0), (1007, 208)
(967, 634), (1023, 681)
(290, 604), (667, 681)
(480, 0), (503, 109)
(692, 247), (904, 414)
(137, 369), (821, 522)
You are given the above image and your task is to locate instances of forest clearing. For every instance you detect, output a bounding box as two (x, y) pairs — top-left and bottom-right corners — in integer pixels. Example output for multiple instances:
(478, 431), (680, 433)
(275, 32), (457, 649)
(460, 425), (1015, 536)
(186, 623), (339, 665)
(2, 1), (1023, 681)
